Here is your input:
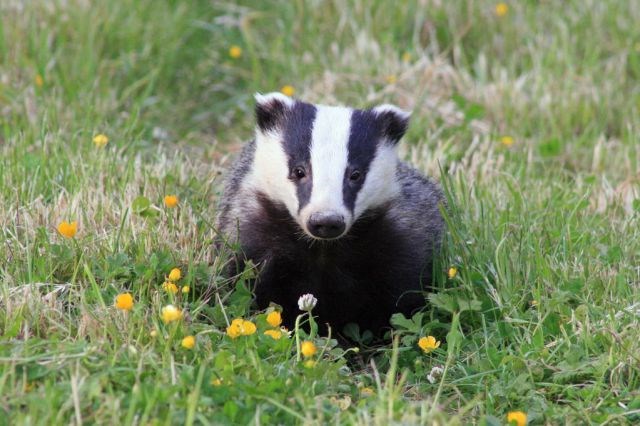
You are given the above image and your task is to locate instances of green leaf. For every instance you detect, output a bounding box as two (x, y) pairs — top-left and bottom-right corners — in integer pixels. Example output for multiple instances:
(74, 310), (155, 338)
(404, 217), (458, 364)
(132, 195), (151, 214)
(479, 415), (502, 426)
(429, 292), (482, 314)
(428, 293), (457, 314)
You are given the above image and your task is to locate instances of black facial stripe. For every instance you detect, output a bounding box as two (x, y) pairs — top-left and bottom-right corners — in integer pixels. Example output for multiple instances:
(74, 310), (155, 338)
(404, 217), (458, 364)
(282, 101), (317, 212)
(344, 110), (382, 212)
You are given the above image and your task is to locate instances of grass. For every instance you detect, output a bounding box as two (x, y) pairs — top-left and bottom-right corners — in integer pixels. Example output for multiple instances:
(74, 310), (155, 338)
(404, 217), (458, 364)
(1, 0), (640, 424)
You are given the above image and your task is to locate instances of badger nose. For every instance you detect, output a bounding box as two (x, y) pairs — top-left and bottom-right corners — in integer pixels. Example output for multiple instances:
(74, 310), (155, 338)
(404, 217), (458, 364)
(307, 212), (346, 239)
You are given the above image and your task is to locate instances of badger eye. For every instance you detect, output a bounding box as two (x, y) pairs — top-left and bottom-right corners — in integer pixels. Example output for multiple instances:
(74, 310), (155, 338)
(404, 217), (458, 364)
(349, 170), (362, 181)
(292, 166), (306, 180)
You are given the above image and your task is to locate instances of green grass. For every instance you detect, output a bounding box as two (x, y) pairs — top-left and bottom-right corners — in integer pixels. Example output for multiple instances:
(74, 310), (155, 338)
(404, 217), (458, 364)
(2, 0), (640, 424)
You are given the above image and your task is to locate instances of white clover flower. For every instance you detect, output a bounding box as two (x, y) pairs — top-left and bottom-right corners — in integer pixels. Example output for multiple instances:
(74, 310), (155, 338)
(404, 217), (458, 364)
(298, 293), (317, 312)
(427, 365), (444, 384)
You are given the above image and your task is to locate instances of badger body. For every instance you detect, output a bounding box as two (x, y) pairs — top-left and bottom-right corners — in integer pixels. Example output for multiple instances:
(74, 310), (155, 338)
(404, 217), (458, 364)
(217, 93), (444, 333)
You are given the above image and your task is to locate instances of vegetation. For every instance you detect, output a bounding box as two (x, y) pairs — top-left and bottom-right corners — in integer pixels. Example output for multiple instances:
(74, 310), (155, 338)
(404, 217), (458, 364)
(1, 0), (639, 423)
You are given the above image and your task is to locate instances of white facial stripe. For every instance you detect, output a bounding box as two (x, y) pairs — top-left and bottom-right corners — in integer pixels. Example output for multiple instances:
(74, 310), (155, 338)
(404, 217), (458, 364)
(353, 144), (401, 218)
(301, 106), (353, 224)
(245, 129), (299, 218)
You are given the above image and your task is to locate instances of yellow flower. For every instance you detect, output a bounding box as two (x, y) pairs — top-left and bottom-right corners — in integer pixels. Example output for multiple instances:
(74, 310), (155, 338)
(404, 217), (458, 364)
(264, 329), (282, 340)
(360, 387), (375, 397)
(168, 268), (181, 282)
(385, 75), (397, 84)
(181, 335), (196, 349)
(301, 340), (317, 358)
(161, 305), (182, 324)
(35, 74), (44, 87)
(229, 45), (242, 59)
(57, 221), (78, 238)
(211, 378), (223, 386)
(266, 311), (282, 327)
(162, 281), (178, 294)
(280, 85), (295, 97)
(500, 135), (514, 147)
(164, 195), (179, 208)
(226, 323), (241, 339)
(93, 134), (109, 148)
(181, 285), (190, 294)
(447, 267), (457, 279)
(226, 318), (256, 339)
(507, 411), (527, 426)
(114, 293), (134, 311)
(150, 329), (158, 338)
(240, 319), (256, 335)
(495, 2), (508, 17)
(418, 336), (441, 354)
(401, 52), (412, 63)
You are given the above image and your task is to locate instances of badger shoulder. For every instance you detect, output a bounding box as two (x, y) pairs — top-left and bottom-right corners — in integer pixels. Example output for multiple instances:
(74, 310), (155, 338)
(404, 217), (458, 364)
(386, 161), (445, 247)
(216, 139), (257, 240)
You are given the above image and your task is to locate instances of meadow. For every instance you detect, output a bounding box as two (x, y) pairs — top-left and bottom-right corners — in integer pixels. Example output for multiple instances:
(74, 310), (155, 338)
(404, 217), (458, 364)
(1, 0), (640, 424)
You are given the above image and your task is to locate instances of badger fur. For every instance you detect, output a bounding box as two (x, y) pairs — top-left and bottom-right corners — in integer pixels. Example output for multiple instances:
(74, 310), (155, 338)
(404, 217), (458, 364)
(217, 93), (444, 334)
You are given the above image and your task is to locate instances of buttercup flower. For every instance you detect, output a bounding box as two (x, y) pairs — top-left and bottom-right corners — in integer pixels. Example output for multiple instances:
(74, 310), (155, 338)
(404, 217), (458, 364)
(418, 336), (441, 354)
(181, 286), (190, 294)
(239, 319), (256, 335)
(164, 195), (179, 208)
(57, 221), (77, 238)
(226, 322), (241, 339)
(35, 74), (44, 87)
(280, 85), (295, 97)
(211, 378), (223, 386)
(181, 335), (196, 349)
(495, 2), (508, 17)
(168, 268), (181, 282)
(507, 411), (527, 426)
(229, 45), (242, 59)
(161, 305), (182, 324)
(162, 282), (178, 294)
(298, 294), (317, 312)
(266, 311), (282, 327)
(500, 136), (514, 147)
(226, 318), (256, 339)
(93, 134), (109, 148)
(301, 340), (317, 358)
(114, 293), (134, 311)
(448, 267), (457, 279)
(264, 329), (282, 340)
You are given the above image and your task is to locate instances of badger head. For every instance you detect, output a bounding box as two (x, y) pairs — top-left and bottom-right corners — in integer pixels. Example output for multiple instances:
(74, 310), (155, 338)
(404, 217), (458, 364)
(247, 92), (409, 241)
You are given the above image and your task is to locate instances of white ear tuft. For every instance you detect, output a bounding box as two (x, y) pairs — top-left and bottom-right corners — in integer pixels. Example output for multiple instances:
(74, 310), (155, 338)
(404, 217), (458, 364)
(254, 92), (295, 132)
(372, 104), (411, 120)
(254, 92), (295, 108)
(372, 104), (411, 144)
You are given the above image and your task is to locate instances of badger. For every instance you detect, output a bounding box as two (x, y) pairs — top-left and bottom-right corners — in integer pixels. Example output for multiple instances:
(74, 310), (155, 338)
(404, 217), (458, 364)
(217, 93), (445, 334)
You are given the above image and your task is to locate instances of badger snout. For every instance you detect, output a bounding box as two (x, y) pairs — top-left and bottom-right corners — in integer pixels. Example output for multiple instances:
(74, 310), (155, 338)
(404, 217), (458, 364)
(307, 212), (346, 239)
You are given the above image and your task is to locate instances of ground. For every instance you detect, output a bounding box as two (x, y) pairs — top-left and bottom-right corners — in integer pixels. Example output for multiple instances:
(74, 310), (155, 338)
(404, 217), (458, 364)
(1, 0), (640, 424)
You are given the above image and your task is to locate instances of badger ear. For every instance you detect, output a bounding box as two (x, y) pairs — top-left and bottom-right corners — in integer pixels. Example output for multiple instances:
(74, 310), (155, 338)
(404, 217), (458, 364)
(372, 104), (411, 144)
(255, 92), (294, 132)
